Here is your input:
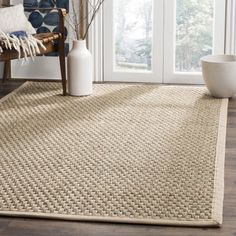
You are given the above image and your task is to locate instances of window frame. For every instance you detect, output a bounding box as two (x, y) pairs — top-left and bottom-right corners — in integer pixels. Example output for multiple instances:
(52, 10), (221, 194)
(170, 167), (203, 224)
(103, 0), (164, 83)
(163, 0), (226, 84)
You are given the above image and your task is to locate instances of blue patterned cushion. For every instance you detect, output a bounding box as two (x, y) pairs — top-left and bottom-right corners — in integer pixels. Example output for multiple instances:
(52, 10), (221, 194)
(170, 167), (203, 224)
(24, 0), (69, 56)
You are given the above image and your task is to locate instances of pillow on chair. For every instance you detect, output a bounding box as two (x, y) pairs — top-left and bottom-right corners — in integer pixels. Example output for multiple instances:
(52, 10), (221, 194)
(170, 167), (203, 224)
(0, 4), (36, 34)
(0, 4), (45, 59)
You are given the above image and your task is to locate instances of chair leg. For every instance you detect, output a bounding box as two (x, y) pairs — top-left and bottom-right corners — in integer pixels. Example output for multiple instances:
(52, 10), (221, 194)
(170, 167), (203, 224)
(2, 61), (11, 83)
(58, 39), (67, 96)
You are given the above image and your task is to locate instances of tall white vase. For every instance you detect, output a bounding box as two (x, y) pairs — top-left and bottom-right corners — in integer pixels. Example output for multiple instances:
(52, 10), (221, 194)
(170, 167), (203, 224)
(68, 40), (93, 96)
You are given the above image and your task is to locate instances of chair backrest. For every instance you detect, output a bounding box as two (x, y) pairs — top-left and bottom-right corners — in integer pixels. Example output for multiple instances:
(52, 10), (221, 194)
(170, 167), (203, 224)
(25, 7), (69, 55)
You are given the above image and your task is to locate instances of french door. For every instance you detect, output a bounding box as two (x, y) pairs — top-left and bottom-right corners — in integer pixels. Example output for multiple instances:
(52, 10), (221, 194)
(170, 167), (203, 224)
(104, 0), (226, 84)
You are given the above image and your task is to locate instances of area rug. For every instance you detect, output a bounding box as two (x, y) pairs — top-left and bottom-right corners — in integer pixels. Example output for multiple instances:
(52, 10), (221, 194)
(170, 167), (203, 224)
(0, 82), (228, 227)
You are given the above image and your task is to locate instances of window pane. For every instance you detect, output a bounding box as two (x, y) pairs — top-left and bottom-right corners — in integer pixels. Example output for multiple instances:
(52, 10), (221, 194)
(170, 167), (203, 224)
(175, 0), (214, 72)
(114, 0), (153, 72)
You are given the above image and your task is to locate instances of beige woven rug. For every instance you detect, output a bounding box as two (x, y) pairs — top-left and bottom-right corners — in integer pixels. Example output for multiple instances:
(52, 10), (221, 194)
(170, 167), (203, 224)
(0, 82), (228, 227)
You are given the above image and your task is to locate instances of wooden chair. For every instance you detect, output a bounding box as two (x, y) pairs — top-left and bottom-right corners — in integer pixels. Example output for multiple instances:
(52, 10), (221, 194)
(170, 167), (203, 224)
(0, 7), (67, 95)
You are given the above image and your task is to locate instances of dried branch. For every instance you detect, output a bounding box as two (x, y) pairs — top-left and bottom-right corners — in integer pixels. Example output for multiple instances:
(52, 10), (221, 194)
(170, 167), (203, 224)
(71, 0), (80, 40)
(69, 0), (105, 41)
(83, 0), (105, 39)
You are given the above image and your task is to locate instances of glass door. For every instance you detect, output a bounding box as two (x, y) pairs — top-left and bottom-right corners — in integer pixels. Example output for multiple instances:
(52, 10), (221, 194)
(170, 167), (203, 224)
(103, 0), (225, 84)
(104, 0), (164, 82)
(164, 0), (225, 84)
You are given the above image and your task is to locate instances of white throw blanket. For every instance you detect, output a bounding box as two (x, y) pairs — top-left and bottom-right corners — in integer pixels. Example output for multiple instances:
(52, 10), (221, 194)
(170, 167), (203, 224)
(0, 30), (46, 60)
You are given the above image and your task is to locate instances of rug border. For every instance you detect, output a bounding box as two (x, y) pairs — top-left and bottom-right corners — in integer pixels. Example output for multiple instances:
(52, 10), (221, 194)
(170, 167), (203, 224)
(211, 98), (228, 226)
(0, 81), (30, 103)
(0, 211), (222, 227)
(0, 84), (228, 227)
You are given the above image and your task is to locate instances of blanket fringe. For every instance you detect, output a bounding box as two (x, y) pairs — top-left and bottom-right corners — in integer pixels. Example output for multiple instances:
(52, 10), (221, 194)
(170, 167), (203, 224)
(0, 30), (46, 60)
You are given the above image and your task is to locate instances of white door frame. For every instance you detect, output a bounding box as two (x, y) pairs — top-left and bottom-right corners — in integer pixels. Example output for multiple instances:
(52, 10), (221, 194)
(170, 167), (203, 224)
(163, 0), (226, 84)
(225, 0), (236, 54)
(103, 0), (164, 83)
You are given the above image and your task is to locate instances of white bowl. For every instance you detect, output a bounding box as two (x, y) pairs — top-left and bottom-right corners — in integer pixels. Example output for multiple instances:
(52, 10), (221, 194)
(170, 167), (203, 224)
(201, 55), (236, 98)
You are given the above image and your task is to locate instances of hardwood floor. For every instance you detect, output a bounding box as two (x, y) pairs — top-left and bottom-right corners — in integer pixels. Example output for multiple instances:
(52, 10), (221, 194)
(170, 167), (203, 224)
(0, 81), (235, 236)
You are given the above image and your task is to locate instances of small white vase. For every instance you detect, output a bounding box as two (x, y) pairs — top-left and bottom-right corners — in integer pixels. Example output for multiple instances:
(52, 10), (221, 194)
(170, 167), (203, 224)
(68, 40), (93, 96)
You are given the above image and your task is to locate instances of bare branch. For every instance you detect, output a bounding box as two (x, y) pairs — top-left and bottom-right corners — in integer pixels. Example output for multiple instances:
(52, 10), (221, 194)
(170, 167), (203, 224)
(71, 0), (80, 40)
(68, 0), (105, 40)
(83, 0), (105, 40)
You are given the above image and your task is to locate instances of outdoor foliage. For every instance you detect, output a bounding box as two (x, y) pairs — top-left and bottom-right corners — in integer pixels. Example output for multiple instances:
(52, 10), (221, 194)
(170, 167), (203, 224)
(176, 0), (213, 72)
(114, 0), (152, 71)
(114, 0), (214, 72)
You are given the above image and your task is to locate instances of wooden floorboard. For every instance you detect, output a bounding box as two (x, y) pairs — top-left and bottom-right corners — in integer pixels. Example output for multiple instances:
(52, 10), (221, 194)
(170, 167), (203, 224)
(0, 81), (235, 236)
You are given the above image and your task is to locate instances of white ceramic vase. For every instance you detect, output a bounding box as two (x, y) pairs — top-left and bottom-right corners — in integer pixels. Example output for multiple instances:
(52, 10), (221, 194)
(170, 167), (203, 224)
(201, 55), (236, 98)
(68, 40), (93, 96)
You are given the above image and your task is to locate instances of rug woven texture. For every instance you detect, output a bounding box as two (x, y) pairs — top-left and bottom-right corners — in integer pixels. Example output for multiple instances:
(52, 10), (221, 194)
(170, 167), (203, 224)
(0, 82), (228, 226)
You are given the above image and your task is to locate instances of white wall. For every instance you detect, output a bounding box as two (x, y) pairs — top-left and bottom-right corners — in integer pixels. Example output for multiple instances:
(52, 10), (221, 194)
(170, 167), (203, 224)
(12, 58), (61, 80)
(225, 0), (236, 54)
